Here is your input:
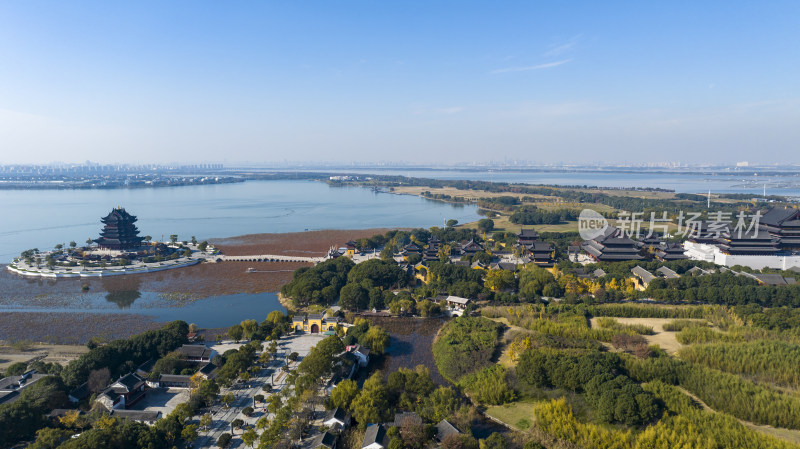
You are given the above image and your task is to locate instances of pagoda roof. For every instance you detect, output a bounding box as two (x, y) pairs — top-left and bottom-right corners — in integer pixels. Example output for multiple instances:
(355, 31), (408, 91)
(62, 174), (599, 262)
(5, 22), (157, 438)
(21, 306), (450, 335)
(760, 207), (800, 227)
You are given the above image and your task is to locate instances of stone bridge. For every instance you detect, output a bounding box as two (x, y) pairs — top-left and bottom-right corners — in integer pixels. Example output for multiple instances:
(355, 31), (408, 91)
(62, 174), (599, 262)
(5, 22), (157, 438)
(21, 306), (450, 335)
(218, 254), (327, 263)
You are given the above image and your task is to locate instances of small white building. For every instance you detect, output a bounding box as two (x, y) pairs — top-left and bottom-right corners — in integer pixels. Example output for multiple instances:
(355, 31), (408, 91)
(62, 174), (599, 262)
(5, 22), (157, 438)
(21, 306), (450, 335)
(323, 407), (349, 429)
(444, 296), (471, 310)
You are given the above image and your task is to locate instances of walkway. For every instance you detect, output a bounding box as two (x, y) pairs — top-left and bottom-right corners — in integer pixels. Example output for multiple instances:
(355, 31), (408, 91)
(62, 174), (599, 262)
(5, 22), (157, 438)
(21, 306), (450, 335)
(193, 334), (326, 448)
(219, 254), (326, 263)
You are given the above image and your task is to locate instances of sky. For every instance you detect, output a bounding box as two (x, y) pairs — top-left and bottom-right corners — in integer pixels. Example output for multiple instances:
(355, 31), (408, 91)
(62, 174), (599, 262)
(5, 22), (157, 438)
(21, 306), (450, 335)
(0, 1), (799, 166)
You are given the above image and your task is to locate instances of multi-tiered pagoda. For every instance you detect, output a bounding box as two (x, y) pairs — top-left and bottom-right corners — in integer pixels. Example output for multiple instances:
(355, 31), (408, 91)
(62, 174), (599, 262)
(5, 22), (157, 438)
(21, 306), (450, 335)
(516, 229), (554, 267)
(94, 208), (145, 250)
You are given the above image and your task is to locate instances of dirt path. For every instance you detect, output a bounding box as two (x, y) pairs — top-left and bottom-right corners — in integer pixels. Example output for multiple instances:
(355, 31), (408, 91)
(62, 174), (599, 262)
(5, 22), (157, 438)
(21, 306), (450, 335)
(589, 317), (700, 355)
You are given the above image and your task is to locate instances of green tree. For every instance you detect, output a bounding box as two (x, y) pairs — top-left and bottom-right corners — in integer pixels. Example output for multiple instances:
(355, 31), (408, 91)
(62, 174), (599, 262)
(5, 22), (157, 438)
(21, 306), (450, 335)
(217, 433), (232, 448)
(266, 310), (284, 324)
(351, 372), (391, 428)
(328, 379), (359, 411)
(5, 362), (27, 376)
(420, 387), (461, 423)
(181, 424), (198, 443)
(361, 326), (390, 354)
(477, 218), (495, 233)
(27, 428), (73, 449)
(480, 432), (507, 449)
(438, 244), (453, 262)
(228, 324), (243, 342)
(240, 319), (258, 340)
(221, 393), (235, 408)
(447, 219), (459, 227)
(241, 427), (257, 448)
(200, 413), (213, 430)
(170, 234), (178, 244)
(484, 269), (516, 292)
(267, 395), (283, 414)
(339, 283), (369, 310)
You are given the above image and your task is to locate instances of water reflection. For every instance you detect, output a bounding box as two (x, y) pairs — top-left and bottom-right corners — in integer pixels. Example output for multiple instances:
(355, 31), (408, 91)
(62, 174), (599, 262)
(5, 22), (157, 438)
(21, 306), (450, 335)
(103, 276), (142, 308)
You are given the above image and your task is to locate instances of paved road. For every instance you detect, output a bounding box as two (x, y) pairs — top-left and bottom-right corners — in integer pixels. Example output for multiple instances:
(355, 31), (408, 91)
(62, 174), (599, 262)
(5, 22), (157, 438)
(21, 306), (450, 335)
(194, 334), (326, 448)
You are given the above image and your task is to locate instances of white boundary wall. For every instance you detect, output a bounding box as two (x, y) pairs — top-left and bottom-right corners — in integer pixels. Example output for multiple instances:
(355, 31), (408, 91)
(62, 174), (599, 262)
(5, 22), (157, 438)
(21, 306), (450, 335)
(683, 241), (800, 270)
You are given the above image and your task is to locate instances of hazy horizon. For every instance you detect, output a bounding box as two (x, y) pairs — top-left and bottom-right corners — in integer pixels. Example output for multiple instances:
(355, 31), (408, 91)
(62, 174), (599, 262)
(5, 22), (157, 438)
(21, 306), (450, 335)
(1, 2), (798, 165)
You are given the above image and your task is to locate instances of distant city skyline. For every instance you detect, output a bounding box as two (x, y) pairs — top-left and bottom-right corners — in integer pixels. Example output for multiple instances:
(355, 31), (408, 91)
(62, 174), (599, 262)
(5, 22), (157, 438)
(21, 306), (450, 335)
(1, 2), (798, 165)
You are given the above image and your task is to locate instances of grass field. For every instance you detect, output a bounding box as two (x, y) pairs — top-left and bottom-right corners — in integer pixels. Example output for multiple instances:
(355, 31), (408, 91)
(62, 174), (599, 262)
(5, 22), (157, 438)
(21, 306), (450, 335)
(485, 401), (539, 431)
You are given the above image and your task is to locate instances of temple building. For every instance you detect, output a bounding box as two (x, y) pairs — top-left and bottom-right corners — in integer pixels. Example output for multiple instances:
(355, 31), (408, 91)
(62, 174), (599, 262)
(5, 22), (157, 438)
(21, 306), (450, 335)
(461, 239), (484, 255)
(528, 242), (555, 267)
(655, 242), (689, 261)
(422, 236), (442, 262)
(94, 208), (144, 250)
(760, 207), (800, 251)
(716, 228), (779, 256)
(517, 229), (539, 246)
(683, 208), (800, 269)
(582, 227), (644, 262)
(515, 229), (554, 267)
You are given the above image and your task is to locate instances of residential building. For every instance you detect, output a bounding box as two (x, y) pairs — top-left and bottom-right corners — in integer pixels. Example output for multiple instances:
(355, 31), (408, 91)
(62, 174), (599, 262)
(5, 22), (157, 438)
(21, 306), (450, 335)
(94, 373), (146, 411)
(312, 431), (338, 449)
(176, 344), (215, 364)
(435, 420), (462, 442)
(323, 407), (349, 430)
(362, 424), (388, 449)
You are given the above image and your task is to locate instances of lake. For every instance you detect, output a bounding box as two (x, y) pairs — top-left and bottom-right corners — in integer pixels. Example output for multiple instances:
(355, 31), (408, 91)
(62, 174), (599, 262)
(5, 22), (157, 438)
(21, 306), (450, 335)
(0, 290), (284, 329)
(0, 180), (479, 263)
(0, 180), (478, 337)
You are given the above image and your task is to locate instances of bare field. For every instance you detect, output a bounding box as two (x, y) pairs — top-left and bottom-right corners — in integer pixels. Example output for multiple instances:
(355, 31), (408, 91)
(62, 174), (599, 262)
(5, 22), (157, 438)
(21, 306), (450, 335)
(0, 312), (161, 346)
(210, 228), (395, 256)
(0, 342), (90, 370)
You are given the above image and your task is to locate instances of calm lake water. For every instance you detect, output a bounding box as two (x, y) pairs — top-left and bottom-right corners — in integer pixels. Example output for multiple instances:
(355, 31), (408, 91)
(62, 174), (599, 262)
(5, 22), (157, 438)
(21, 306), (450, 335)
(0, 180), (478, 332)
(0, 291), (284, 329)
(0, 180), (479, 262)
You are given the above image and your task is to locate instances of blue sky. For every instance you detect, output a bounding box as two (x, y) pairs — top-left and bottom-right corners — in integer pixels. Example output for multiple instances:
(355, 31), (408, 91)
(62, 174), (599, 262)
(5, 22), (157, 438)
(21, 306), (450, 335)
(1, 1), (798, 165)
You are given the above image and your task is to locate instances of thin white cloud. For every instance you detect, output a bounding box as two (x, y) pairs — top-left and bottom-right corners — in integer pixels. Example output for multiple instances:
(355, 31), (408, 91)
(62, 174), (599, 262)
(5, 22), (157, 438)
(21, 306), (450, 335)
(411, 106), (464, 115)
(491, 59), (572, 74)
(543, 34), (582, 57)
(436, 107), (463, 115)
